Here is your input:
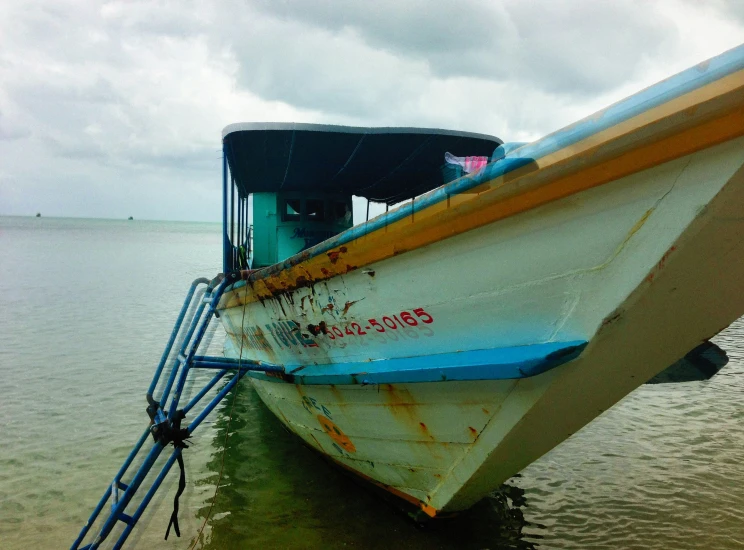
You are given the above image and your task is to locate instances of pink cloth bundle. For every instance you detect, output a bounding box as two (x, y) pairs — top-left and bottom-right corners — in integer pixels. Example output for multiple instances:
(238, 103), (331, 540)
(444, 152), (489, 174)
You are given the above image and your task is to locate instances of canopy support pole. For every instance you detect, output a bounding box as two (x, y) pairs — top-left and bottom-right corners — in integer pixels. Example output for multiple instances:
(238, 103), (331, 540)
(222, 144), (231, 273)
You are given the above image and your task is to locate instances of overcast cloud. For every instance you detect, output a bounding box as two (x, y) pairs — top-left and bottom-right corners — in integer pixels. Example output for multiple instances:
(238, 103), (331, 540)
(0, 0), (742, 221)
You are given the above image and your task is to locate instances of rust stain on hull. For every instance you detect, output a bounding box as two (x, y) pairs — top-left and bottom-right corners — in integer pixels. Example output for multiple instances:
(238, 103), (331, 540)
(327, 246), (348, 264)
(646, 245), (678, 283)
(317, 415), (356, 453)
(380, 384), (438, 442)
(329, 457), (439, 518)
(341, 300), (360, 316)
(218, 90), (744, 312)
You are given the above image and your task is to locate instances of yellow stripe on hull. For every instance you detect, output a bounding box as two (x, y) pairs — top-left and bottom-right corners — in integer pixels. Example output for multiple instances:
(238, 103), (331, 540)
(219, 68), (744, 310)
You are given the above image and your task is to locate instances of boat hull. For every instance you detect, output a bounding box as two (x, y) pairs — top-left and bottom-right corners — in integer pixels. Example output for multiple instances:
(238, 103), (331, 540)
(219, 135), (744, 515)
(217, 46), (744, 517)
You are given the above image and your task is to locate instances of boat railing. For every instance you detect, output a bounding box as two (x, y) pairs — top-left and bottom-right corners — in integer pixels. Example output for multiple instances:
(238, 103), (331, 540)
(70, 272), (282, 550)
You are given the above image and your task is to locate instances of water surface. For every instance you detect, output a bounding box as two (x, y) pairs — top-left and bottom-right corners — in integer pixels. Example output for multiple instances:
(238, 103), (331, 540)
(1, 216), (742, 549)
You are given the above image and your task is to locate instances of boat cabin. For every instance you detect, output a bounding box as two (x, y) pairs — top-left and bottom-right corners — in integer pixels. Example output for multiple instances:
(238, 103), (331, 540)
(221, 122), (502, 272)
(250, 192), (353, 268)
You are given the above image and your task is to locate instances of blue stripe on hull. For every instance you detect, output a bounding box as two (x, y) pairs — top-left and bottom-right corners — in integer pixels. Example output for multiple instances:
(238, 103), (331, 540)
(247, 340), (587, 385)
(232, 45), (744, 289)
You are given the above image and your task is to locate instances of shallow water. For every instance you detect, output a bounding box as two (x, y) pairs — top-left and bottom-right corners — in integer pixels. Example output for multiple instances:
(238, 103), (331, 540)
(1, 216), (743, 549)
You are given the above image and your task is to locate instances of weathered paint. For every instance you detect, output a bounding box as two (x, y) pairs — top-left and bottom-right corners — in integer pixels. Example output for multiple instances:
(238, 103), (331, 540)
(222, 137), (744, 372)
(317, 414), (356, 453)
(249, 376), (523, 517)
(219, 46), (744, 516)
(218, 45), (744, 311)
(245, 340), (586, 385)
(222, 136), (744, 515)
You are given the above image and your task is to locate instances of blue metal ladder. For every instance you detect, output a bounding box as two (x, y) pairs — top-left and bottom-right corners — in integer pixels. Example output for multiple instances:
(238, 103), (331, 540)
(71, 273), (282, 550)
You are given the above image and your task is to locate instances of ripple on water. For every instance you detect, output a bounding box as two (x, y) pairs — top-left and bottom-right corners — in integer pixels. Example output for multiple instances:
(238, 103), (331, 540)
(514, 319), (744, 549)
(1, 217), (743, 549)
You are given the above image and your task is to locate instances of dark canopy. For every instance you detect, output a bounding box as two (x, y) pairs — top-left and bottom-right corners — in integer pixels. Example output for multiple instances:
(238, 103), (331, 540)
(222, 122), (502, 205)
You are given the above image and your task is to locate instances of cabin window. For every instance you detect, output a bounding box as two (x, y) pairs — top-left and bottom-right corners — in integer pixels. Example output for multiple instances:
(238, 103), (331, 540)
(333, 201), (351, 223)
(306, 199), (325, 221)
(283, 199), (301, 221)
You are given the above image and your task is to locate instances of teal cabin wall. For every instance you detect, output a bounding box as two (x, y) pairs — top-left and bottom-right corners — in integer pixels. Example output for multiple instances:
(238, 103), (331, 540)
(251, 192), (353, 268)
(252, 193), (279, 268)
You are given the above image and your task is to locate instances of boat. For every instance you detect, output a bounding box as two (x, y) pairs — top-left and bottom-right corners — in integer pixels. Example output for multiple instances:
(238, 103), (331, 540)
(72, 44), (744, 548)
(216, 44), (744, 519)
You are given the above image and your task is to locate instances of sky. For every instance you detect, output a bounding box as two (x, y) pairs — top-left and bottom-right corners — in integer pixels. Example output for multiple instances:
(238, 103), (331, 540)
(0, 0), (742, 222)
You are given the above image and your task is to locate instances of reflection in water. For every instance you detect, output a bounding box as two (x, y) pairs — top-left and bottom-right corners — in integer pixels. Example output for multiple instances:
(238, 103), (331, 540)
(189, 321), (744, 550)
(195, 381), (542, 549)
(187, 320), (744, 550)
(3, 218), (741, 549)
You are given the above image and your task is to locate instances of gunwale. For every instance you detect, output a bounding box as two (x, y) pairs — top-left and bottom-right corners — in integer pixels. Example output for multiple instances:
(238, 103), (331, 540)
(218, 45), (744, 311)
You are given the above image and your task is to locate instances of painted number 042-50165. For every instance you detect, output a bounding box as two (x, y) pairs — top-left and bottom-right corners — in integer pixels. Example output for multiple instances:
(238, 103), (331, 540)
(327, 308), (433, 339)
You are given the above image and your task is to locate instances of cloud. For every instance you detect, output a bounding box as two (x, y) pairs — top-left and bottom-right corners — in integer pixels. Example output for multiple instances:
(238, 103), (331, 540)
(245, 0), (677, 95)
(246, 0), (514, 76)
(0, 0), (741, 221)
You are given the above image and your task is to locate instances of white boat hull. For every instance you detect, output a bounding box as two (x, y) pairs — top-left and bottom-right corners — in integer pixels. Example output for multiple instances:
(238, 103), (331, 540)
(217, 47), (744, 517)
(221, 136), (744, 514)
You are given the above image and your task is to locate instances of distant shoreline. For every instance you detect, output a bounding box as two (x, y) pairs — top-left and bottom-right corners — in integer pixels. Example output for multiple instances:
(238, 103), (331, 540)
(0, 214), (221, 224)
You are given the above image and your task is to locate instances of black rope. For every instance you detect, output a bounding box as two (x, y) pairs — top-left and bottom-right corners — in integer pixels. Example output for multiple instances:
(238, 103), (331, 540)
(146, 400), (191, 540)
(164, 410), (190, 540)
(165, 453), (186, 540)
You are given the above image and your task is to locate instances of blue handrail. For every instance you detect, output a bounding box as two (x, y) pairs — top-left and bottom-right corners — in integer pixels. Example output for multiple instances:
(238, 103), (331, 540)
(71, 273), (284, 550)
(146, 277), (210, 399)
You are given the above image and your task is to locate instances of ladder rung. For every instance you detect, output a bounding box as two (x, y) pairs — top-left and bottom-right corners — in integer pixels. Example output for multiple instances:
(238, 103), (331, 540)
(118, 513), (135, 526)
(71, 274), (235, 550)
